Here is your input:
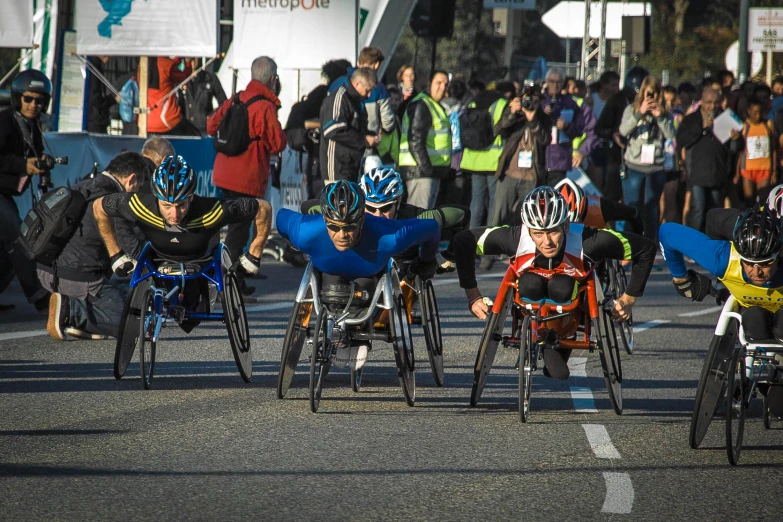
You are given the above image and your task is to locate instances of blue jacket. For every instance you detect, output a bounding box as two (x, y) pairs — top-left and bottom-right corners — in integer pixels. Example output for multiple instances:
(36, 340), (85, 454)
(541, 92), (596, 172)
(330, 67), (396, 134)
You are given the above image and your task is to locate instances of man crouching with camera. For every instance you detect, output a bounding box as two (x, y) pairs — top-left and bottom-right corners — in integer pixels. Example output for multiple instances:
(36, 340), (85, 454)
(0, 69), (58, 313)
(490, 82), (552, 227)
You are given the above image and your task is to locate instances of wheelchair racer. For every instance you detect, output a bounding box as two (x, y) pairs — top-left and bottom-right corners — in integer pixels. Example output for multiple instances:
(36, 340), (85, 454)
(659, 204), (783, 416)
(703, 184), (783, 241)
(554, 178), (643, 233)
(93, 155), (272, 327)
(447, 186), (657, 380)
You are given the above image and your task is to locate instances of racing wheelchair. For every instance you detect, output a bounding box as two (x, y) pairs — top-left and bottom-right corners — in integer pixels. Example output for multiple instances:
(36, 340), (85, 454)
(470, 263), (624, 422)
(689, 292), (783, 465)
(277, 259), (416, 412)
(113, 242), (251, 389)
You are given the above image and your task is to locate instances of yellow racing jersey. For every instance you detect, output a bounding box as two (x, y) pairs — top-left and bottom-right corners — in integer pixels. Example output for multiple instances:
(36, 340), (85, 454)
(718, 244), (783, 311)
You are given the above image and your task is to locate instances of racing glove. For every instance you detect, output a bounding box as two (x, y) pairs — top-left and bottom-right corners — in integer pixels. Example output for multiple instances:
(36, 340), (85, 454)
(110, 251), (136, 277)
(411, 258), (438, 281)
(673, 269), (712, 302)
(238, 252), (261, 275)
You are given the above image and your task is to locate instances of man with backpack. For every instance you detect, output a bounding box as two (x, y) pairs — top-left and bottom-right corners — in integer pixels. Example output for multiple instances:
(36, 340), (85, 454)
(37, 152), (150, 340)
(207, 56), (287, 294)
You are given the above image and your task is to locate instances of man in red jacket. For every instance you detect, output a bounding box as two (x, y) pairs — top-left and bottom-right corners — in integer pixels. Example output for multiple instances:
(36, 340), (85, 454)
(146, 57), (200, 136)
(207, 56), (287, 293)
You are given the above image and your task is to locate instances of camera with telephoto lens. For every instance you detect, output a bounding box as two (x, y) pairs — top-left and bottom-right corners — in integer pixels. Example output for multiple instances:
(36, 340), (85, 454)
(34, 154), (68, 171)
(519, 79), (538, 112)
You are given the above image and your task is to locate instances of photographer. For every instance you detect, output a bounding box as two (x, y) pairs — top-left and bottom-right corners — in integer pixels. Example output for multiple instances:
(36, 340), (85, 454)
(490, 83), (551, 226)
(0, 69), (54, 314)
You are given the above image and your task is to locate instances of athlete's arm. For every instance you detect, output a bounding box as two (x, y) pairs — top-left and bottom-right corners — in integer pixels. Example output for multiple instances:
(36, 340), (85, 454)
(658, 223), (730, 279)
(221, 198), (270, 259)
(704, 207), (741, 241)
(392, 218), (440, 261)
(275, 208), (306, 251)
(300, 198), (321, 215)
(598, 197), (639, 226)
(413, 204), (470, 239)
(94, 193), (137, 276)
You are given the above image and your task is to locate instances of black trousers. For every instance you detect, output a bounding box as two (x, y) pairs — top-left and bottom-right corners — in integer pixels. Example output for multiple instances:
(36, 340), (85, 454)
(543, 170), (567, 187)
(740, 306), (783, 342)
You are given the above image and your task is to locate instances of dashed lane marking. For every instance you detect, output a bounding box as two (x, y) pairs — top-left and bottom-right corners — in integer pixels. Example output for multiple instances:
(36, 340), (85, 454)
(568, 357), (598, 412)
(678, 305), (722, 317)
(632, 319), (670, 333)
(602, 472), (635, 514)
(582, 424), (622, 459)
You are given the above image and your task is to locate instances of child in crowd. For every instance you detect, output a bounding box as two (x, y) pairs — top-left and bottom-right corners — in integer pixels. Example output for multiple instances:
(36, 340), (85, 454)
(735, 99), (777, 205)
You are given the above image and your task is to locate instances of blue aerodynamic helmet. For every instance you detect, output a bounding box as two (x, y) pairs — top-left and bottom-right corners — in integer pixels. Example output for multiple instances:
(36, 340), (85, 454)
(359, 167), (404, 208)
(152, 155), (197, 203)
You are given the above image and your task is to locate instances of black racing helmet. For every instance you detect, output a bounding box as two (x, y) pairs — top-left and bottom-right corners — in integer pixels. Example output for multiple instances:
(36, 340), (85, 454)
(151, 155), (197, 203)
(11, 69), (52, 111)
(320, 180), (365, 224)
(732, 205), (783, 263)
(625, 66), (649, 94)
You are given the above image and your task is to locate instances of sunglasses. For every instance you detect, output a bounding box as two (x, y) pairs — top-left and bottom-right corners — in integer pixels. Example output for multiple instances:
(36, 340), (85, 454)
(369, 203), (396, 214)
(741, 257), (777, 270)
(325, 221), (361, 233)
(22, 95), (46, 105)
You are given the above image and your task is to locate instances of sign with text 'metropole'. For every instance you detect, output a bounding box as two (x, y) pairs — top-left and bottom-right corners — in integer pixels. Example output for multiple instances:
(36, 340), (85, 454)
(748, 8), (783, 52)
(75, 0), (216, 56)
(233, 0), (357, 70)
(0, 2), (33, 48)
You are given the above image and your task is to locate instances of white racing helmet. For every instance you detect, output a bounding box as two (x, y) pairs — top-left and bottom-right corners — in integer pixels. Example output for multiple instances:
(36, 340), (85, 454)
(521, 186), (570, 230)
(362, 155), (384, 175)
(766, 185), (783, 217)
(359, 167), (405, 208)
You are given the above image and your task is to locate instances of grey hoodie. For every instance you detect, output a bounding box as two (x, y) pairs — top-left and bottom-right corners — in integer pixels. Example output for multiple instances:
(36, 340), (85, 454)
(619, 105), (675, 173)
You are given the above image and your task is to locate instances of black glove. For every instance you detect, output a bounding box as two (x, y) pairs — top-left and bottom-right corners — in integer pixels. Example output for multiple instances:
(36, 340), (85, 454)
(238, 252), (261, 275)
(673, 269), (712, 302)
(411, 258), (438, 281)
(110, 251), (136, 277)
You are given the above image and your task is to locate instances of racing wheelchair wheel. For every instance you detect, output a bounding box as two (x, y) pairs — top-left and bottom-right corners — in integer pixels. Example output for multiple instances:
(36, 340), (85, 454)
(689, 320), (738, 449)
(419, 278), (445, 387)
(138, 288), (158, 390)
(470, 292), (513, 407)
(351, 367), (363, 393)
(595, 282), (623, 414)
(309, 311), (332, 413)
(763, 394), (772, 430)
(609, 260), (634, 355)
(391, 293), (416, 406)
(278, 287), (314, 399)
(223, 271), (252, 383)
(114, 278), (151, 380)
(518, 315), (534, 423)
(726, 346), (747, 466)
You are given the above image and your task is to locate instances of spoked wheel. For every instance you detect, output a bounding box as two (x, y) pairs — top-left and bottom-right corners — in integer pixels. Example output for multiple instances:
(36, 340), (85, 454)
(138, 289), (158, 390)
(351, 367), (363, 393)
(726, 347), (747, 466)
(114, 278), (151, 380)
(419, 278), (445, 387)
(595, 282), (622, 414)
(223, 271), (252, 383)
(470, 292), (512, 407)
(277, 288), (314, 399)
(611, 261), (634, 355)
(391, 294), (416, 406)
(309, 312), (332, 413)
(518, 316), (534, 423)
(689, 322), (737, 449)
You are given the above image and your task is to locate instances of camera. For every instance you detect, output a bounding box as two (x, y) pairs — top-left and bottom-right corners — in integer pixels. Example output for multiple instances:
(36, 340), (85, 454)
(519, 80), (538, 112)
(34, 154), (68, 171)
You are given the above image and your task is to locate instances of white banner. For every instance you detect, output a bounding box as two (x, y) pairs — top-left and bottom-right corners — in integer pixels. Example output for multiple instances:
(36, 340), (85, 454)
(233, 0), (357, 70)
(75, 0), (216, 56)
(748, 8), (783, 52)
(0, 2), (33, 48)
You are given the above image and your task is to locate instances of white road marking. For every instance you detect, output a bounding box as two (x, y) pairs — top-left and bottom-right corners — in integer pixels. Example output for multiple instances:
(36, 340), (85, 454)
(568, 356), (588, 378)
(431, 272), (504, 287)
(678, 305), (722, 317)
(582, 424), (622, 459)
(238, 302), (292, 313)
(632, 319), (670, 333)
(601, 472), (635, 514)
(570, 387), (598, 413)
(0, 330), (48, 342)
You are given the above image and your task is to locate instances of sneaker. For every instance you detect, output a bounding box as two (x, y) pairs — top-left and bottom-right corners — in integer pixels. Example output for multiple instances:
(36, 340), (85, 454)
(46, 293), (69, 341)
(64, 327), (111, 340)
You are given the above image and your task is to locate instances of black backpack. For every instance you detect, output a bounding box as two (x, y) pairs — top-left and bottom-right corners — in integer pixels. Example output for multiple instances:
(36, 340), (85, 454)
(459, 105), (495, 150)
(214, 94), (265, 156)
(18, 187), (89, 266)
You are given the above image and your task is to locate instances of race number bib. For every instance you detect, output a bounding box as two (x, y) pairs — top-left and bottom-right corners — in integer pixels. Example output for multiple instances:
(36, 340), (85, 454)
(746, 135), (770, 160)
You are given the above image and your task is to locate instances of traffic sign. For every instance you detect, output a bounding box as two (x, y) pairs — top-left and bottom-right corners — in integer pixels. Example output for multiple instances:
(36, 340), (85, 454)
(542, 1), (650, 39)
(725, 41), (763, 77)
(748, 9), (783, 52)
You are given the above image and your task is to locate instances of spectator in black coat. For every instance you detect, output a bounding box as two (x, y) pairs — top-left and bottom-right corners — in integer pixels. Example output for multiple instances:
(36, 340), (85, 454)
(86, 56), (117, 134)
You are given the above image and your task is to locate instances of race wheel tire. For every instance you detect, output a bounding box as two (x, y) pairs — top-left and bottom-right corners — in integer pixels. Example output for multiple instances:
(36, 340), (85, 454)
(351, 367), (363, 393)
(138, 289), (157, 390)
(391, 294), (416, 406)
(689, 322), (737, 449)
(114, 278), (151, 380)
(518, 315), (534, 423)
(595, 283), (623, 414)
(726, 347), (747, 466)
(309, 312), (331, 413)
(223, 271), (252, 383)
(470, 292), (512, 407)
(277, 292), (314, 399)
(612, 261), (634, 355)
(420, 278), (445, 387)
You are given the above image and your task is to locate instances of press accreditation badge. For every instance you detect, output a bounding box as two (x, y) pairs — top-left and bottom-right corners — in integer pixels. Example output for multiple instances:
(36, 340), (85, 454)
(518, 150), (533, 169)
(640, 144), (656, 165)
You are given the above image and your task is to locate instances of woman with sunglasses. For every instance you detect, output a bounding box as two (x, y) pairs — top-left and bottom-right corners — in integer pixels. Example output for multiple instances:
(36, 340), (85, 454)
(660, 204), (783, 342)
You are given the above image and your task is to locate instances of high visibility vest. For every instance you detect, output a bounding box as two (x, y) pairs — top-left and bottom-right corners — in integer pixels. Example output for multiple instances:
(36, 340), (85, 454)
(719, 244), (783, 311)
(460, 97), (508, 172)
(572, 96), (586, 155)
(398, 93), (452, 168)
(377, 125), (400, 164)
